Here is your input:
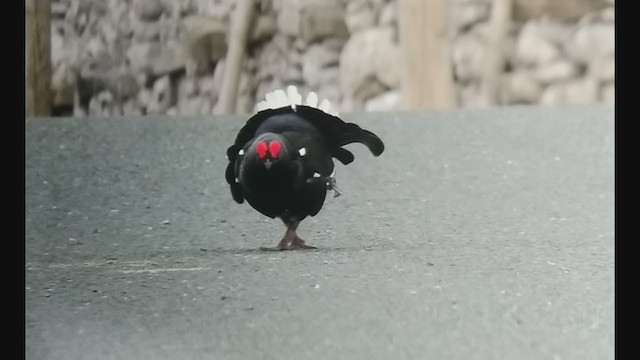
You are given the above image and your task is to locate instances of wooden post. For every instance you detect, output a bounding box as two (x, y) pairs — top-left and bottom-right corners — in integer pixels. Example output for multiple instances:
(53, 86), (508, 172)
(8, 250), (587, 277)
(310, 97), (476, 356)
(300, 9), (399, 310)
(398, 0), (455, 110)
(26, 0), (52, 117)
(479, 0), (512, 107)
(216, 0), (254, 115)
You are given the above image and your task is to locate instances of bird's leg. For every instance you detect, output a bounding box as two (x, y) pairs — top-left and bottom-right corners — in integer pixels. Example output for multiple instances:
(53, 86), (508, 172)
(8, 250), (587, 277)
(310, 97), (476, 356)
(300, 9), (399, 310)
(259, 220), (317, 251)
(326, 176), (342, 198)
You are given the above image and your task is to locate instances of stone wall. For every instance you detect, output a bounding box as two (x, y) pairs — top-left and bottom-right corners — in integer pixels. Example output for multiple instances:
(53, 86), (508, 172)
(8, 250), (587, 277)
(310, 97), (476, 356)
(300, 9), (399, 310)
(49, 0), (615, 117)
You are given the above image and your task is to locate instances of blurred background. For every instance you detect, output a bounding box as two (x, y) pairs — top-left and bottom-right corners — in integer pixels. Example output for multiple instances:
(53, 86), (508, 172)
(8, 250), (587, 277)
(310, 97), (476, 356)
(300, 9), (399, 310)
(26, 0), (615, 118)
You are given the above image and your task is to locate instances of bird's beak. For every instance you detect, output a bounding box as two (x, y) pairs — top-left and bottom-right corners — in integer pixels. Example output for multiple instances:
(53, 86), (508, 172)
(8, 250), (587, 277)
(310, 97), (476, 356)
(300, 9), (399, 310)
(264, 159), (272, 170)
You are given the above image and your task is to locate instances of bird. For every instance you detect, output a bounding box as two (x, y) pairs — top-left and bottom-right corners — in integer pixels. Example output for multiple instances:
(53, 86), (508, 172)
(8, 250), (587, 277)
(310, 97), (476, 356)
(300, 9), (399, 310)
(225, 85), (385, 250)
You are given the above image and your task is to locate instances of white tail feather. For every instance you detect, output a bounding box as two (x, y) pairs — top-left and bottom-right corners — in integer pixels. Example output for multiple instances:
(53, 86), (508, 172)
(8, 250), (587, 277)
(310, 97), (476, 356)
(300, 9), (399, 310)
(305, 92), (318, 108)
(254, 85), (338, 116)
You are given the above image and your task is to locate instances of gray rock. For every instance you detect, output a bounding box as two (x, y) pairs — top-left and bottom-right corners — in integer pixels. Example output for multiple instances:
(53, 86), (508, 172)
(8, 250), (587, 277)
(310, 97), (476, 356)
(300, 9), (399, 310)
(166, 107), (179, 116)
(133, 23), (162, 42)
(134, 0), (165, 22)
(177, 76), (200, 99)
(303, 44), (340, 87)
(88, 91), (116, 117)
(565, 78), (599, 104)
(151, 42), (188, 77)
(502, 70), (543, 104)
(378, 1), (397, 27)
(193, 0), (234, 21)
(451, 2), (490, 32)
(345, 0), (376, 34)
(251, 15), (277, 42)
(178, 97), (202, 116)
(122, 98), (144, 116)
(276, 0), (347, 43)
(300, 1), (348, 42)
(318, 67), (340, 88)
(373, 29), (401, 89)
(126, 43), (157, 72)
(601, 82), (614, 104)
(51, 27), (65, 65)
(339, 27), (396, 102)
(535, 18), (574, 47)
(512, 0), (607, 22)
(283, 65), (304, 84)
(566, 23), (615, 63)
(540, 78), (599, 105)
(316, 83), (341, 108)
(599, 6), (614, 23)
(146, 76), (174, 114)
(212, 60), (226, 95)
(365, 90), (400, 112)
(179, 16), (228, 75)
(76, 55), (119, 106)
(452, 32), (485, 82)
(98, 20), (119, 46)
(113, 72), (141, 101)
(458, 82), (482, 108)
(52, 1), (69, 19)
(534, 59), (580, 84)
(276, 0), (302, 37)
(51, 63), (78, 108)
(198, 75), (217, 98)
(514, 21), (561, 66)
(589, 56), (615, 82)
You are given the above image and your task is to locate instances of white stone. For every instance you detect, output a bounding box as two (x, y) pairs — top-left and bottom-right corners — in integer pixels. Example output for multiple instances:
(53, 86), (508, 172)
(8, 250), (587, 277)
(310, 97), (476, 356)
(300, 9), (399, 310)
(147, 76), (173, 114)
(339, 27), (398, 102)
(303, 44), (341, 88)
(514, 21), (561, 66)
(566, 23), (615, 63)
(540, 78), (599, 106)
(452, 32), (485, 82)
(89, 91), (115, 117)
(364, 91), (400, 112)
(589, 56), (615, 82)
(373, 29), (401, 89)
(502, 70), (543, 104)
(534, 59), (580, 84)
(451, 2), (490, 32)
(277, 0), (348, 42)
(458, 82), (482, 108)
(177, 76), (199, 99)
(51, 63), (77, 107)
(134, 0), (164, 22)
(601, 83), (614, 104)
(251, 15), (277, 42)
(379, 1), (397, 26)
(345, 1), (376, 34)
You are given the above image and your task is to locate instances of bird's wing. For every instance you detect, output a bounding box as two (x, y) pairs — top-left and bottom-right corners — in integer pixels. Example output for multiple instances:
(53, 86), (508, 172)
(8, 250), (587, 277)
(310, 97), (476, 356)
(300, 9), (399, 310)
(294, 105), (385, 160)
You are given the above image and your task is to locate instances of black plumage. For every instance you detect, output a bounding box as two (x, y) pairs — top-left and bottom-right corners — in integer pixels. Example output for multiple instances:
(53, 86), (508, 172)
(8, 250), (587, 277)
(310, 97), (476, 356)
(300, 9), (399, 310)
(225, 87), (384, 250)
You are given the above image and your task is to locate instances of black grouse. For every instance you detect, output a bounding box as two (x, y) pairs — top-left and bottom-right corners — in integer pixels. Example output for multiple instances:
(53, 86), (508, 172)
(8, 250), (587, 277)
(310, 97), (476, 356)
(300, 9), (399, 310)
(225, 86), (385, 250)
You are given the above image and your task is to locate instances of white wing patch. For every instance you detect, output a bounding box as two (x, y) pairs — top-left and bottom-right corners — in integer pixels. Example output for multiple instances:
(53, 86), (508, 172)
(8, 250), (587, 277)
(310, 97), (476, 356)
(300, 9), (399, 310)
(254, 85), (339, 117)
(298, 147), (306, 157)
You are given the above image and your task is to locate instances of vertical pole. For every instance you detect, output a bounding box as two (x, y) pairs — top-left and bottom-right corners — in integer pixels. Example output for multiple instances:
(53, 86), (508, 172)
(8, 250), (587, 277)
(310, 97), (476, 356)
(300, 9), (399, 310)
(216, 0), (254, 115)
(398, 0), (455, 110)
(479, 0), (512, 107)
(26, 0), (52, 117)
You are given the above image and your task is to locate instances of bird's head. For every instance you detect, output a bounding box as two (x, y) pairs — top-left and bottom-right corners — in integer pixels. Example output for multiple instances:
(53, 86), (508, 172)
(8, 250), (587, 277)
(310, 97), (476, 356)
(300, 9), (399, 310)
(249, 134), (290, 170)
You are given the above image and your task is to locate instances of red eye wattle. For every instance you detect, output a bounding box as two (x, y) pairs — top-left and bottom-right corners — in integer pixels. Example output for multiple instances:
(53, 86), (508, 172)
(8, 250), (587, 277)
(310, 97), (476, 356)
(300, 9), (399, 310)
(256, 141), (268, 159)
(269, 141), (281, 159)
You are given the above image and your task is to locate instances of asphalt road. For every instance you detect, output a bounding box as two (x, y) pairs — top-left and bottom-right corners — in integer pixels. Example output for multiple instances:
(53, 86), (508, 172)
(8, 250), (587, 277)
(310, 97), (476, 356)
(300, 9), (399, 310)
(26, 104), (614, 360)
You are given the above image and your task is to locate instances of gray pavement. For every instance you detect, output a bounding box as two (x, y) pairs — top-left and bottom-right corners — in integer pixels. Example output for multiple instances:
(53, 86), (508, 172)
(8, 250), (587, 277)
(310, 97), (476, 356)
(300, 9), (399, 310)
(26, 105), (614, 360)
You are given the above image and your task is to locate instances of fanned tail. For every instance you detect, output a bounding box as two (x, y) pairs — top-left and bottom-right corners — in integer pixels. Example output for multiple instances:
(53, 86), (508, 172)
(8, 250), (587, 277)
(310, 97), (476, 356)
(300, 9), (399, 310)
(337, 123), (385, 157)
